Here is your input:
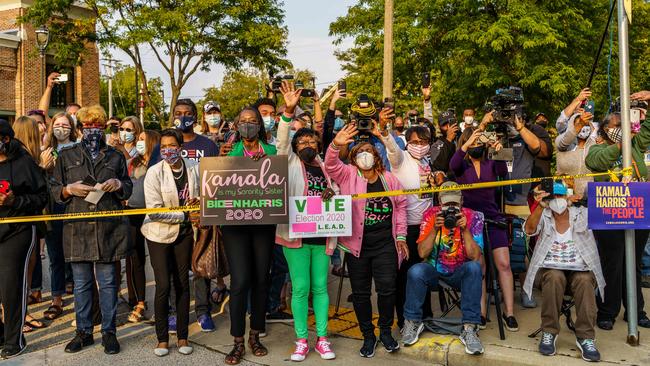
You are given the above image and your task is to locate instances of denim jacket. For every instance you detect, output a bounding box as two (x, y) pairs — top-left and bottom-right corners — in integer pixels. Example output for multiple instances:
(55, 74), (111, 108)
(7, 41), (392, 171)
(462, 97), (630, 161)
(51, 142), (133, 262)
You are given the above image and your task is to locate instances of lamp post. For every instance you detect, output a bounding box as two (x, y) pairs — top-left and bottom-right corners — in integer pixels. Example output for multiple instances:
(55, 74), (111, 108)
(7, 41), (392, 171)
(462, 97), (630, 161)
(35, 25), (50, 94)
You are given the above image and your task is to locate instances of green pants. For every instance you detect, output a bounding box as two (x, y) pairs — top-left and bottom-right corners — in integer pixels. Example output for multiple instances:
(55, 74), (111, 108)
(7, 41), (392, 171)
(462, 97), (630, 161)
(283, 244), (330, 339)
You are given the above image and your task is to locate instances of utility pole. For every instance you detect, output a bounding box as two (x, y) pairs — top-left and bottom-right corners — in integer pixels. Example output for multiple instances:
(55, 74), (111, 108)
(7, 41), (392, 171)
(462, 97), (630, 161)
(617, 0), (638, 347)
(102, 58), (119, 118)
(382, 0), (394, 100)
(139, 80), (145, 124)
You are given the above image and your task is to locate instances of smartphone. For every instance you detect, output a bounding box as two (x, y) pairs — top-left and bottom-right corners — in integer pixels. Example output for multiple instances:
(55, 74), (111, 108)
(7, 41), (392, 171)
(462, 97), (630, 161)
(56, 74), (68, 83)
(540, 178), (554, 196)
(422, 72), (431, 88)
(81, 175), (97, 187)
(383, 97), (394, 110)
(631, 108), (641, 124)
(584, 100), (595, 115)
(338, 80), (347, 97)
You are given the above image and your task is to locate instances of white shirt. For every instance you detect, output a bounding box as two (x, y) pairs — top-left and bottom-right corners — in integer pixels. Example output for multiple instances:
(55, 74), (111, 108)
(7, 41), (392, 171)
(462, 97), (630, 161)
(542, 228), (588, 271)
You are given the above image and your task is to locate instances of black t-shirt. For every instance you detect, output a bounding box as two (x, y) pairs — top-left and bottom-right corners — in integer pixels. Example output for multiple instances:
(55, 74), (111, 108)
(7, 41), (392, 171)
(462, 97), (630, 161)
(362, 178), (394, 253)
(304, 163), (328, 246)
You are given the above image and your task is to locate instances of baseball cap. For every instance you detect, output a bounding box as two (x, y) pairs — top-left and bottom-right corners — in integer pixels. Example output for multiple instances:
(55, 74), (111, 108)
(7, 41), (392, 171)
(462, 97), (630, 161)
(203, 101), (221, 113)
(534, 112), (547, 120)
(439, 181), (462, 205)
(0, 119), (14, 138)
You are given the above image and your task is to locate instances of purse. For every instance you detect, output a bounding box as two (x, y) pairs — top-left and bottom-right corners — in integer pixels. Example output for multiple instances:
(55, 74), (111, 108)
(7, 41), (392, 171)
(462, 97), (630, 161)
(192, 226), (229, 279)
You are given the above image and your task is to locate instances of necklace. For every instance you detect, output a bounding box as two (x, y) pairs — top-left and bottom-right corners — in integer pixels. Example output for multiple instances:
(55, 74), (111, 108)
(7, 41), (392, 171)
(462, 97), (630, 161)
(243, 142), (262, 157)
(172, 164), (184, 180)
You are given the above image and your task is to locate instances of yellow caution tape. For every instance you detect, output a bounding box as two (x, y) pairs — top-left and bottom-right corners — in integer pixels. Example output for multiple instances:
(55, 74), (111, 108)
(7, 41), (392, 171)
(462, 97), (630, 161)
(0, 167), (636, 224)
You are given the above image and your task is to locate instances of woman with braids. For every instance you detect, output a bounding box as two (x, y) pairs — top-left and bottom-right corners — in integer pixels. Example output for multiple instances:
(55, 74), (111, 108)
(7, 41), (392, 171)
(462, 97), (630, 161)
(325, 123), (408, 358)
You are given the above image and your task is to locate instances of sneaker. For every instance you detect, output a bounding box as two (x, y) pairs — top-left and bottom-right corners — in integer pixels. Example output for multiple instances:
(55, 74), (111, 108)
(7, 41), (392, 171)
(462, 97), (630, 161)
(538, 332), (557, 356)
(178, 345), (193, 355)
(502, 314), (519, 332)
(0, 345), (26, 359)
(266, 310), (294, 323)
(168, 315), (177, 334)
(401, 320), (424, 346)
(520, 292), (537, 308)
(65, 331), (94, 353)
(101, 333), (120, 355)
(459, 325), (484, 355)
(290, 339), (309, 362)
(359, 336), (378, 358)
(315, 337), (336, 360)
(576, 338), (600, 362)
(197, 314), (216, 332)
(479, 316), (487, 330)
(379, 331), (400, 353)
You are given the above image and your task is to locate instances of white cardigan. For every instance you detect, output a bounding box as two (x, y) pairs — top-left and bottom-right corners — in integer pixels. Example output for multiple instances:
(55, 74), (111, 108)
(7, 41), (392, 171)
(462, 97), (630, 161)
(141, 158), (200, 244)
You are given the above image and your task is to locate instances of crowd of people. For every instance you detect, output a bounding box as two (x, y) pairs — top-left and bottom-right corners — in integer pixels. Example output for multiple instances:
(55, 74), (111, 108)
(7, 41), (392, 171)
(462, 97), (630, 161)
(0, 72), (649, 365)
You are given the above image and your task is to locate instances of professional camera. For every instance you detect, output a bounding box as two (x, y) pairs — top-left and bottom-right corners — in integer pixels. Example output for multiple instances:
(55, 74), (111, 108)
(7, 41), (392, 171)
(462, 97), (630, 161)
(270, 73), (294, 93)
(610, 97), (649, 112)
(440, 206), (461, 230)
(351, 94), (377, 132)
(438, 108), (457, 126)
(485, 86), (525, 125)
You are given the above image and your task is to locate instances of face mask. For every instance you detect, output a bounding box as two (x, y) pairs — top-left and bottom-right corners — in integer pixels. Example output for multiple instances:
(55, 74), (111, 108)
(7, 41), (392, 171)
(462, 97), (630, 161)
(407, 144), (430, 160)
(82, 128), (104, 159)
(463, 116), (474, 125)
(136, 140), (146, 156)
(120, 130), (135, 143)
(263, 116), (275, 131)
(577, 125), (592, 140)
(298, 147), (318, 163)
(549, 197), (568, 214)
(355, 151), (375, 170)
(467, 146), (485, 159)
(239, 122), (260, 140)
(53, 127), (71, 142)
(207, 115), (222, 127)
(160, 147), (181, 165)
(174, 115), (196, 133)
(606, 127), (622, 144)
(289, 129), (297, 141)
(334, 117), (345, 130)
(108, 124), (118, 134)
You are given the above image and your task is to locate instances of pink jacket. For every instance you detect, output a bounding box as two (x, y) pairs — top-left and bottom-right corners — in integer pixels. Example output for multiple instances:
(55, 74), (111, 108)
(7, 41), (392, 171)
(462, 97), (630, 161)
(324, 144), (408, 262)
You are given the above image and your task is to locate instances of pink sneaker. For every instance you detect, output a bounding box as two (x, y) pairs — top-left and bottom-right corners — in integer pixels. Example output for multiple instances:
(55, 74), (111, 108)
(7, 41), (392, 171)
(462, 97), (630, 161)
(290, 339), (309, 362)
(315, 337), (336, 360)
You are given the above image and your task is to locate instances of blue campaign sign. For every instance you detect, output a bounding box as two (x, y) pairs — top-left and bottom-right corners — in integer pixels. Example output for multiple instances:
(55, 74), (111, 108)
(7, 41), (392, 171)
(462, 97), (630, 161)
(588, 182), (650, 230)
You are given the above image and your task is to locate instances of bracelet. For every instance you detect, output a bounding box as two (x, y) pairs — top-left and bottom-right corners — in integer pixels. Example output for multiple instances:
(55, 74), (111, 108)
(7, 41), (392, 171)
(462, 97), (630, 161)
(396, 235), (406, 242)
(516, 125), (524, 132)
(281, 114), (293, 123)
(329, 142), (340, 151)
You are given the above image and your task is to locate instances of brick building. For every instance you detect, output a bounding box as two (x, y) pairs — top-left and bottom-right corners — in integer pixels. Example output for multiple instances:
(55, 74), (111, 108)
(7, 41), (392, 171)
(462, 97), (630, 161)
(0, 0), (99, 121)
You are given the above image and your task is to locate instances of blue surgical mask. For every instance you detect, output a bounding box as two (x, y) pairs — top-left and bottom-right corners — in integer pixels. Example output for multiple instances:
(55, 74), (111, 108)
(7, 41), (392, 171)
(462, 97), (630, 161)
(289, 129), (296, 140)
(174, 115), (196, 133)
(334, 117), (345, 130)
(263, 115), (275, 131)
(120, 130), (135, 143)
(207, 115), (221, 127)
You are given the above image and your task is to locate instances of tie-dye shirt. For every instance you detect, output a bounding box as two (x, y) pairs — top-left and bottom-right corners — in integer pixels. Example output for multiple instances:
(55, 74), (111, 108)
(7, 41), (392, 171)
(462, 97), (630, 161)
(417, 206), (484, 275)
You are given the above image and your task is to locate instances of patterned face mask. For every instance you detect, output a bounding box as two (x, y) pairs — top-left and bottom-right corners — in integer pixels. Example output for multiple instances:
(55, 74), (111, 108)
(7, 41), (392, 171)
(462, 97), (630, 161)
(606, 127), (622, 144)
(82, 128), (104, 159)
(160, 147), (181, 165)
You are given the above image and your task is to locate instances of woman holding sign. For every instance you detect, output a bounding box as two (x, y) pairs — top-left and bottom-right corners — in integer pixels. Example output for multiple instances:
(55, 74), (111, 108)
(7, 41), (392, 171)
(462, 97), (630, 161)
(142, 129), (199, 357)
(220, 106), (276, 365)
(326, 124), (408, 358)
(275, 81), (338, 362)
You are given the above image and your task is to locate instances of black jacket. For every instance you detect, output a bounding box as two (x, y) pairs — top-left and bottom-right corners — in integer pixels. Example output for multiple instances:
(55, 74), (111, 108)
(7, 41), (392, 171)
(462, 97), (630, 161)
(51, 142), (133, 262)
(0, 148), (48, 242)
(430, 137), (456, 173)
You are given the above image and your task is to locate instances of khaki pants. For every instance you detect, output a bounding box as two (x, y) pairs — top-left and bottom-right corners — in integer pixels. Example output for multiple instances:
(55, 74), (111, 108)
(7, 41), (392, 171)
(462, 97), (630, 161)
(540, 269), (597, 339)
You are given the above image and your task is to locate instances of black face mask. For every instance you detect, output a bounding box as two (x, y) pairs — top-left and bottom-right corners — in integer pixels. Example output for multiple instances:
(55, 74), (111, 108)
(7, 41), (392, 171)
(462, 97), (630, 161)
(394, 126), (405, 132)
(467, 146), (485, 159)
(298, 147), (318, 163)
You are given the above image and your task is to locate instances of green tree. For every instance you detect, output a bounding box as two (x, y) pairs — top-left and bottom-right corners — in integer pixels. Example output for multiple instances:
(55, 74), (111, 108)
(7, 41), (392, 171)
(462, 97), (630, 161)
(23, 0), (290, 125)
(331, 0), (650, 120)
(99, 65), (167, 122)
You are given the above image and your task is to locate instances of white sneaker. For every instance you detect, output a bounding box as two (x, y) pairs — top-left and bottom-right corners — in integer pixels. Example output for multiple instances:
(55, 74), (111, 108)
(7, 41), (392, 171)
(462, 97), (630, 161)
(178, 345), (193, 355)
(154, 348), (169, 357)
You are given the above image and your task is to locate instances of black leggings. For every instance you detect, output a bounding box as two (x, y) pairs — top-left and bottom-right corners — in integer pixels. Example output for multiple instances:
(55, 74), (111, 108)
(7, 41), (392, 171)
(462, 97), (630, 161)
(347, 242), (398, 338)
(127, 214), (147, 306)
(396, 225), (432, 327)
(0, 226), (35, 352)
(222, 225), (275, 338)
(147, 232), (193, 343)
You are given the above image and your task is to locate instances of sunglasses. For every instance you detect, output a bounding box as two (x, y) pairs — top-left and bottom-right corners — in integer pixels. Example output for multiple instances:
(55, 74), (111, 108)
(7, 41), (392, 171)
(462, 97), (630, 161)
(119, 127), (134, 132)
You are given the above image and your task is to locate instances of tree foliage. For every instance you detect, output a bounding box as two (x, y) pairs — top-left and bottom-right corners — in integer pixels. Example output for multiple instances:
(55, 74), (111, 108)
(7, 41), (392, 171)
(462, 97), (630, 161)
(99, 65), (167, 122)
(23, 0), (290, 125)
(330, 0), (650, 120)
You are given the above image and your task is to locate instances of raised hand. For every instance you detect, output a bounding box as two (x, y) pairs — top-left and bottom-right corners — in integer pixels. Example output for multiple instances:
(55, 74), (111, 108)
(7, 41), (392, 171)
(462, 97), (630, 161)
(280, 80), (302, 114)
(333, 124), (358, 147)
(461, 129), (482, 152)
(422, 87), (431, 101)
(632, 90), (650, 102)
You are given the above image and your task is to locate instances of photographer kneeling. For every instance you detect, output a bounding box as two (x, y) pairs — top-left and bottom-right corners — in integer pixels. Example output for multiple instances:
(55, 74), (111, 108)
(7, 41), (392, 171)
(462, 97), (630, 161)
(524, 182), (604, 362)
(401, 182), (485, 356)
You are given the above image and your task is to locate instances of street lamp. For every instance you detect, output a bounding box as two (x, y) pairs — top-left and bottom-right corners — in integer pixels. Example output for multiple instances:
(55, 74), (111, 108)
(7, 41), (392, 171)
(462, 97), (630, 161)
(35, 25), (49, 96)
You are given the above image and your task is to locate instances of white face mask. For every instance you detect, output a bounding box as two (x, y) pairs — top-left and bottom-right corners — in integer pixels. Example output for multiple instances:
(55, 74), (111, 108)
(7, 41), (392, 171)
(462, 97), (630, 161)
(207, 114), (221, 127)
(463, 116), (474, 124)
(549, 198), (568, 214)
(136, 140), (146, 156)
(355, 151), (375, 170)
(577, 125), (592, 140)
(120, 130), (135, 143)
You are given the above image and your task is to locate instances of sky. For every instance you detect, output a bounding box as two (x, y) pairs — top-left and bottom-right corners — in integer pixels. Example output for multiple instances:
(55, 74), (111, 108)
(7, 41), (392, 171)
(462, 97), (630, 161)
(106, 0), (357, 103)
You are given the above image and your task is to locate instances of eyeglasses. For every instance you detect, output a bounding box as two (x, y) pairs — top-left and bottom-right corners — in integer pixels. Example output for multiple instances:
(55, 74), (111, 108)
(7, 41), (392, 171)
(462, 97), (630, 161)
(297, 140), (318, 147)
(119, 127), (134, 132)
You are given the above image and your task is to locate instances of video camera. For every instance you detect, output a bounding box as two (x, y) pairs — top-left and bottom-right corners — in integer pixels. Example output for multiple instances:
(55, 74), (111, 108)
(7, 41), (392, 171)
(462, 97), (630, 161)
(485, 86), (525, 125)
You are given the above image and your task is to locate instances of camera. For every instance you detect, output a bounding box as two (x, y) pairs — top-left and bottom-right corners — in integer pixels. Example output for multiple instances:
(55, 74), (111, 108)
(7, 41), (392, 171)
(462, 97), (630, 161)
(270, 73), (294, 92)
(440, 206), (461, 230)
(352, 94), (376, 132)
(295, 80), (316, 98)
(438, 108), (457, 126)
(488, 147), (513, 161)
(485, 87), (524, 125)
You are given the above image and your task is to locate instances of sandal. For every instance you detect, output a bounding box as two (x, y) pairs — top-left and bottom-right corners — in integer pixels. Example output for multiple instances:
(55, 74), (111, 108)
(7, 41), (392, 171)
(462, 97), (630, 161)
(23, 317), (46, 333)
(128, 304), (146, 323)
(210, 286), (230, 305)
(27, 292), (42, 305)
(248, 332), (268, 357)
(225, 341), (245, 365)
(43, 305), (63, 320)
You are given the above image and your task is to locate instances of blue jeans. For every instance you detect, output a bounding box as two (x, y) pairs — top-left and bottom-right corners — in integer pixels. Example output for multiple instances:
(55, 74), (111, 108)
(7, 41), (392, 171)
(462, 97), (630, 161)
(404, 261), (482, 325)
(46, 219), (66, 297)
(642, 238), (650, 276)
(71, 262), (118, 334)
(267, 244), (288, 313)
